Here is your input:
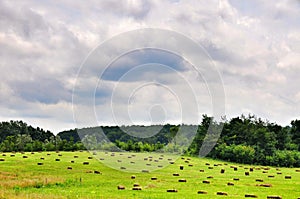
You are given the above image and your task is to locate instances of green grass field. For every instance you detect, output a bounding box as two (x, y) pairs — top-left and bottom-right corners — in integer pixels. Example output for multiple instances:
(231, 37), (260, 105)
(0, 151), (299, 199)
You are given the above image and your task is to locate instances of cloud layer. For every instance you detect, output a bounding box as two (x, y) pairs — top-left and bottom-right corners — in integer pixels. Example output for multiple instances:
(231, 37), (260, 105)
(1, 0), (300, 133)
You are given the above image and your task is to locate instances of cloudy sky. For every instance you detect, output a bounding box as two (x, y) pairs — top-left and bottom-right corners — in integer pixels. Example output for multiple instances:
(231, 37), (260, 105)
(1, 0), (300, 134)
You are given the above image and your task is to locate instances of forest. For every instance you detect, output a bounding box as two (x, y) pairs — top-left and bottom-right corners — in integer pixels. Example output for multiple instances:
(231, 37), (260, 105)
(0, 114), (299, 167)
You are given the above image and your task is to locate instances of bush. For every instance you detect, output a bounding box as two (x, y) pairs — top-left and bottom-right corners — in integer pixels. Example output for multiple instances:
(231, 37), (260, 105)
(214, 144), (255, 164)
(267, 150), (300, 167)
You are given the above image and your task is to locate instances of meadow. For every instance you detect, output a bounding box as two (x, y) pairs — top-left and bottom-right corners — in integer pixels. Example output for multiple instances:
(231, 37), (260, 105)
(0, 151), (299, 199)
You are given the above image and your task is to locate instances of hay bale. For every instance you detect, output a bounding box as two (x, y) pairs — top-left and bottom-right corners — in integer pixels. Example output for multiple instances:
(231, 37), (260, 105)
(188, 164), (193, 167)
(154, 160), (159, 162)
(146, 163), (151, 166)
(180, 165), (184, 170)
(205, 163), (210, 166)
(178, 179), (187, 182)
(167, 189), (178, 192)
(173, 173), (180, 176)
(267, 196), (282, 199)
(199, 169), (205, 172)
(277, 172), (282, 175)
(295, 169), (300, 172)
(262, 171), (268, 173)
(47, 153), (51, 156)
(133, 183), (140, 187)
(169, 161), (175, 164)
(197, 190), (208, 194)
(168, 158), (172, 161)
(142, 169), (149, 173)
(71, 160), (75, 163)
(250, 168), (254, 172)
(214, 164), (218, 166)
(130, 161), (135, 164)
(184, 160), (189, 163)
(2, 154), (6, 156)
(127, 156), (131, 158)
(40, 157), (44, 160)
(257, 184), (272, 187)
(187, 158), (191, 160)
(131, 175), (136, 179)
(94, 171), (101, 174)
(207, 176), (214, 179)
(268, 175), (275, 178)
(208, 167), (214, 169)
(86, 170), (92, 173)
(23, 156), (28, 158)
(55, 158), (60, 161)
(120, 167), (126, 170)
(233, 178), (239, 181)
(37, 162), (43, 165)
(58, 154), (62, 156)
(285, 175), (291, 179)
(220, 169), (225, 174)
(0, 158), (5, 161)
(117, 160), (122, 162)
(256, 179), (263, 182)
(245, 172), (250, 176)
(117, 185), (125, 190)
(10, 154), (15, 157)
(100, 158), (104, 160)
(31, 152), (35, 154)
(151, 177), (157, 180)
(87, 156), (92, 159)
(74, 156), (78, 158)
(234, 167), (238, 171)
(144, 158), (148, 161)
(67, 166), (72, 170)
(158, 165), (163, 168)
(83, 162), (89, 165)
(202, 180), (210, 184)
(227, 182), (234, 186)
(217, 192), (228, 196)
(245, 194), (258, 198)
(159, 157), (163, 160)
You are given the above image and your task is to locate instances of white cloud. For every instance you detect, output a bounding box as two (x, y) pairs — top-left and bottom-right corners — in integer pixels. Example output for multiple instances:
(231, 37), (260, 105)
(0, 0), (300, 133)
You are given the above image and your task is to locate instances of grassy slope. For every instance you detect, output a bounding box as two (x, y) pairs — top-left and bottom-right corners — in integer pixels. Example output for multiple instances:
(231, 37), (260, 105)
(0, 151), (299, 199)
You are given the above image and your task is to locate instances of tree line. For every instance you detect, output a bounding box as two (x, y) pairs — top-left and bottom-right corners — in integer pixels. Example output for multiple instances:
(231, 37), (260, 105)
(190, 115), (300, 167)
(0, 121), (85, 152)
(0, 115), (300, 167)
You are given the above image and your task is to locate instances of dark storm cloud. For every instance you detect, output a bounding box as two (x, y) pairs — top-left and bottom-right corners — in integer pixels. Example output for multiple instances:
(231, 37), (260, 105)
(10, 78), (72, 104)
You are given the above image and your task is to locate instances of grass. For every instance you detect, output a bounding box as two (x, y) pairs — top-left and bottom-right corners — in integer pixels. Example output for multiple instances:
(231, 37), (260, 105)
(0, 151), (299, 198)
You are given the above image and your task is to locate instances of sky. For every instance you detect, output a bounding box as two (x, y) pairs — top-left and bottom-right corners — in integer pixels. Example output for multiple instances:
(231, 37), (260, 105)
(0, 0), (300, 134)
